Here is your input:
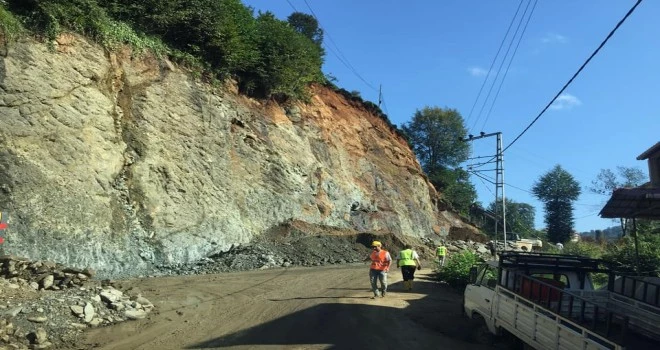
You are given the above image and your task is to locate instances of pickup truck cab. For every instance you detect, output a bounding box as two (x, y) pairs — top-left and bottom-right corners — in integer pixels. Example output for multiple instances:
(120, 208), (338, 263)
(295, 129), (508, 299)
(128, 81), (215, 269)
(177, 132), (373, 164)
(505, 233), (543, 251)
(464, 252), (660, 350)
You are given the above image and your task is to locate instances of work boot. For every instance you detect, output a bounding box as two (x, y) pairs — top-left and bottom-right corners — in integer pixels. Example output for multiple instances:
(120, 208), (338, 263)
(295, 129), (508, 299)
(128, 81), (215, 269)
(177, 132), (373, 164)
(381, 289), (386, 297)
(406, 281), (413, 291)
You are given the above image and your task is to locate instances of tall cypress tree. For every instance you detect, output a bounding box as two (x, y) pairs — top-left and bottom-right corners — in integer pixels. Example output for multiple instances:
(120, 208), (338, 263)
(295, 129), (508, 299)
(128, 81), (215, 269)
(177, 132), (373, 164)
(532, 165), (581, 243)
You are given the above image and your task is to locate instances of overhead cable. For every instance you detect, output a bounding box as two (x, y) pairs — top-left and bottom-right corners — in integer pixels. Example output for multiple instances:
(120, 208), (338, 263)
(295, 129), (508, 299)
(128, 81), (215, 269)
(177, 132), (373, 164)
(302, 0), (379, 92)
(471, 0), (534, 132)
(503, 0), (643, 153)
(465, 0), (526, 127)
(480, 0), (538, 131)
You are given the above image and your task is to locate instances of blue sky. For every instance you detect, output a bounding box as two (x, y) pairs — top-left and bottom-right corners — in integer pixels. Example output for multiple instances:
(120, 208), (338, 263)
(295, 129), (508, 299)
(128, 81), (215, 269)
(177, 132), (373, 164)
(242, 0), (658, 233)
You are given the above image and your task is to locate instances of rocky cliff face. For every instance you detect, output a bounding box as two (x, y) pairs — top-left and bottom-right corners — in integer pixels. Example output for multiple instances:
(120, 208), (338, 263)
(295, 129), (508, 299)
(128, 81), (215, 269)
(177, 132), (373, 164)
(0, 35), (476, 277)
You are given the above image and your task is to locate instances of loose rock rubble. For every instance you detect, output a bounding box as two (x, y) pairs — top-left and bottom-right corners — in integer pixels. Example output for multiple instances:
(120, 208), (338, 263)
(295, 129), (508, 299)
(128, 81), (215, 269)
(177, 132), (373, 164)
(156, 221), (511, 277)
(159, 233), (373, 276)
(0, 256), (154, 350)
(438, 239), (527, 257)
(1, 256), (94, 292)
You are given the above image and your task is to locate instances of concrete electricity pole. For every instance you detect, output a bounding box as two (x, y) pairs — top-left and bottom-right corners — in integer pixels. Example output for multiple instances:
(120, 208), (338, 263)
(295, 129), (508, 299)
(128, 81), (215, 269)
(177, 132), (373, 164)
(462, 132), (507, 249)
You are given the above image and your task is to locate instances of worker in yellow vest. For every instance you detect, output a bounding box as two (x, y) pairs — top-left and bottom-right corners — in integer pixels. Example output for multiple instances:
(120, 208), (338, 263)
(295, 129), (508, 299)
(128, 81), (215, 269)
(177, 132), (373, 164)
(397, 244), (422, 291)
(436, 242), (448, 267)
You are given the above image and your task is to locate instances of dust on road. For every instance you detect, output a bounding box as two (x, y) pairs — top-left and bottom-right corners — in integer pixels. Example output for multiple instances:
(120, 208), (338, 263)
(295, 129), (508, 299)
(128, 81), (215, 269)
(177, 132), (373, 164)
(79, 265), (497, 350)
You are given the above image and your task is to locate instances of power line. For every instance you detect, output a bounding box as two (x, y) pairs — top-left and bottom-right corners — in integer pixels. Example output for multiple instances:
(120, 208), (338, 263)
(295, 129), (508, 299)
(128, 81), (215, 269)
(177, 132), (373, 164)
(503, 0), (643, 153)
(472, 0), (535, 132)
(466, 0), (526, 127)
(285, 0), (298, 12)
(467, 155), (498, 160)
(471, 0), (643, 171)
(575, 211), (600, 219)
(471, 171), (497, 197)
(285, 0), (364, 85)
(505, 182), (533, 194)
(481, 0), (538, 131)
(301, 0), (379, 92)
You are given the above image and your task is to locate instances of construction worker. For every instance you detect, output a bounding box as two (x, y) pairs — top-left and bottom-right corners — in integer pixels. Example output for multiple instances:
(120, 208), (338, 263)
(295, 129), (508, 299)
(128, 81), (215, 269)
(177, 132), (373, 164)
(364, 240), (391, 298)
(436, 242), (448, 267)
(397, 244), (422, 291)
(487, 241), (497, 260)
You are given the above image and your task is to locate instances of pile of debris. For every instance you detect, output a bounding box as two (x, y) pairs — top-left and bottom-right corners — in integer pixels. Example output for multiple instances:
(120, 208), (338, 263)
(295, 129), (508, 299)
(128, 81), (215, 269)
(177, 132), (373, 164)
(1, 256), (94, 292)
(0, 256), (154, 349)
(446, 239), (526, 256)
(160, 233), (371, 276)
(159, 229), (516, 277)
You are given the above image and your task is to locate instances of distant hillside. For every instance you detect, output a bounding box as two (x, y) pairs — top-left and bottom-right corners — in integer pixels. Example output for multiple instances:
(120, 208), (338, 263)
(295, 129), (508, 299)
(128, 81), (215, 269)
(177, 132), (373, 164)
(580, 225), (623, 241)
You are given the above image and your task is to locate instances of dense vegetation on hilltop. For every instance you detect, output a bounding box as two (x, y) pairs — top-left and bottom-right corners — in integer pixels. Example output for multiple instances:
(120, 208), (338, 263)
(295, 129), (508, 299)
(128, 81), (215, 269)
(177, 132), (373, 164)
(2, 0), (325, 100)
(1, 0), (404, 136)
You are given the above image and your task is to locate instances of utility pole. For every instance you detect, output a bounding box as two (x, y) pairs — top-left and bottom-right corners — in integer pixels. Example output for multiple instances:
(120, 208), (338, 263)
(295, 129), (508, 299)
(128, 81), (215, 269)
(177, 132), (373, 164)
(378, 84), (382, 107)
(462, 132), (507, 249)
(495, 132), (507, 249)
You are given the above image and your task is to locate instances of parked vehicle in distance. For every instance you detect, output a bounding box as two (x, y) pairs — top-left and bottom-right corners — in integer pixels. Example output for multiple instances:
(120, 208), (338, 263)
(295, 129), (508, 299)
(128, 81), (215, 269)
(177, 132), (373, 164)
(505, 232), (543, 251)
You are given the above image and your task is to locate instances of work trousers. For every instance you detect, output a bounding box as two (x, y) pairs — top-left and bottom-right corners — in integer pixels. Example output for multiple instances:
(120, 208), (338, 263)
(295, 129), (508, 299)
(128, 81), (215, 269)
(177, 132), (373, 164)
(400, 265), (416, 281)
(369, 269), (387, 295)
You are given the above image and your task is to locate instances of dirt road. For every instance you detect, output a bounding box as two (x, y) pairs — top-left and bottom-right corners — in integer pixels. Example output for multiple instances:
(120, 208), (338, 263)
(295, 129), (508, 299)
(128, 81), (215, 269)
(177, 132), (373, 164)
(79, 265), (499, 350)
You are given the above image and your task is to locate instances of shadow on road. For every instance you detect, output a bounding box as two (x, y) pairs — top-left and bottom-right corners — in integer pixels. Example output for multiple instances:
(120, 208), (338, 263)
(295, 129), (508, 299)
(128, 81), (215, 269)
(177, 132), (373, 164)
(327, 287), (369, 291)
(187, 279), (491, 349)
(268, 296), (373, 301)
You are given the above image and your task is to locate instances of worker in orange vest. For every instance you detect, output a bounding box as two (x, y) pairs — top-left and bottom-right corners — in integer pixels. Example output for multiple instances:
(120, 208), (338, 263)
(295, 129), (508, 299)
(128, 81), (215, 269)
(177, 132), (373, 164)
(363, 240), (392, 299)
(0, 211), (6, 249)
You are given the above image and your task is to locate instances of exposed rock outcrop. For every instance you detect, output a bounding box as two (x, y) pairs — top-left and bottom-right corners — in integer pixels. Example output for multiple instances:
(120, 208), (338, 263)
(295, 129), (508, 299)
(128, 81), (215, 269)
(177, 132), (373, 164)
(0, 35), (480, 278)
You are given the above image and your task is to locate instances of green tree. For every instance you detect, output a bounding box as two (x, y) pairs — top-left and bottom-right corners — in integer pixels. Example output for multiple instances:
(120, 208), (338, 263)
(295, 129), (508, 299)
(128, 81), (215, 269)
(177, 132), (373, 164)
(604, 230), (660, 276)
(248, 11), (324, 99)
(102, 0), (260, 75)
(589, 166), (646, 237)
(402, 107), (470, 174)
(483, 198), (536, 237)
(431, 168), (477, 215)
(532, 165), (581, 243)
(402, 107), (474, 213)
(287, 12), (323, 46)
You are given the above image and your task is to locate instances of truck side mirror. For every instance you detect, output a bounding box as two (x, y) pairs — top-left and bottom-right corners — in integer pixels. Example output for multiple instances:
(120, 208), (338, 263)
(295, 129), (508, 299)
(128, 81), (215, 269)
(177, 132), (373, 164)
(469, 267), (478, 284)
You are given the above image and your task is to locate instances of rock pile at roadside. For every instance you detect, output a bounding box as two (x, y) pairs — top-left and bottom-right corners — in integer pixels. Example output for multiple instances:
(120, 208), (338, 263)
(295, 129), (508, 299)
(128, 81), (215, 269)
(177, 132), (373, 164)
(157, 226), (518, 277)
(0, 256), (154, 350)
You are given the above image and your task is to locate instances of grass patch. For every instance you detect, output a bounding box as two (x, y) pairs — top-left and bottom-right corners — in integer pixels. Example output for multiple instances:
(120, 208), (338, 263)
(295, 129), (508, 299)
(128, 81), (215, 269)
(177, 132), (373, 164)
(0, 4), (24, 42)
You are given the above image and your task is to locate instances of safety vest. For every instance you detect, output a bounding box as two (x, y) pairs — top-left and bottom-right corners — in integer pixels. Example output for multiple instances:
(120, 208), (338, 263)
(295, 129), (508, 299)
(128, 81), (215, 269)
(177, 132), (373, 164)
(436, 246), (447, 256)
(398, 249), (416, 267)
(370, 250), (390, 271)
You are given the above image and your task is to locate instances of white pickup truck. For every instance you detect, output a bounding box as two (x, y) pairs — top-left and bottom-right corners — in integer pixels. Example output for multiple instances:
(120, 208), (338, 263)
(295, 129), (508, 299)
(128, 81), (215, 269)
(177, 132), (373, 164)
(464, 252), (660, 350)
(505, 233), (543, 251)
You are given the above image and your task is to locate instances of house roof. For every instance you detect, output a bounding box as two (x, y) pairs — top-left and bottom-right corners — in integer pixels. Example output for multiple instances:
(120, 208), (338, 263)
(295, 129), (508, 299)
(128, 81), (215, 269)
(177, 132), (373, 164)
(599, 187), (660, 220)
(637, 141), (660, 160)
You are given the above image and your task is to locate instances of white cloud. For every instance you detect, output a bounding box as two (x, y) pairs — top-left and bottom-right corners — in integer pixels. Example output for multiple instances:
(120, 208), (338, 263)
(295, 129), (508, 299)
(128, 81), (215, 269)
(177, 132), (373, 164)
(468, 67), (487, 77)
(550, 94), (581, 110)
(542, 33), (568, 44)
